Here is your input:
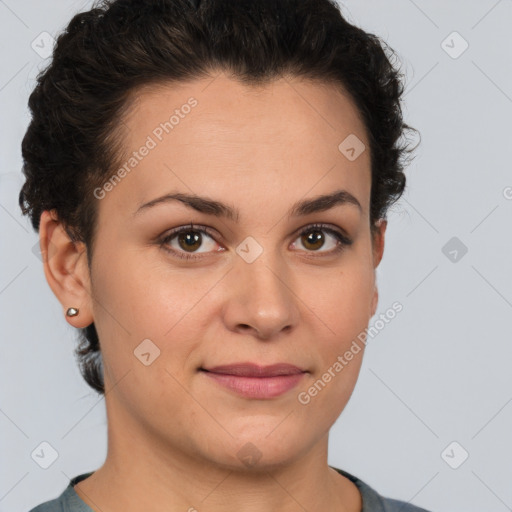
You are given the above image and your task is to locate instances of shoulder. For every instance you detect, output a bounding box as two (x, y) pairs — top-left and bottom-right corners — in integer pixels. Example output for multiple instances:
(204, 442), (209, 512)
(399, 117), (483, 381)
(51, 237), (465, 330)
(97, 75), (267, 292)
(330, 466), (433, 512)
(379, 496), (432, 512)
(28, 498), (64, 512)
(27, 473), (94, 512)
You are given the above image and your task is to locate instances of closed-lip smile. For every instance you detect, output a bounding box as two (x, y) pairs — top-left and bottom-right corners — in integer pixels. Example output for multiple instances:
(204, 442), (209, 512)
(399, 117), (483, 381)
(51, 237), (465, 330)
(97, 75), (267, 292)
(201, 362), (306, 377)
(200, 363), (307, 399)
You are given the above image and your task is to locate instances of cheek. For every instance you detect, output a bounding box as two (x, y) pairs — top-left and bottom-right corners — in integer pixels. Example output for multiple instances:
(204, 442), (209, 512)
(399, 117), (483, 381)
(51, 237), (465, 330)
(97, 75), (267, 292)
(310, 256), (375, 342)
(90, 243), (179, 335)
(301, 253), (374, 403)
(89, 245), (209, 387)
(300, 357), (364, 415)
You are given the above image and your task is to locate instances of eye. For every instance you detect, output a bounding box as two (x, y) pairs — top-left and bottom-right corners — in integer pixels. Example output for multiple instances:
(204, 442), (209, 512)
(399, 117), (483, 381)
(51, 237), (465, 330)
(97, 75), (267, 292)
(159, 222), (353, 261)
(160, 223), (222, 261)
(291, 223), (353, 257)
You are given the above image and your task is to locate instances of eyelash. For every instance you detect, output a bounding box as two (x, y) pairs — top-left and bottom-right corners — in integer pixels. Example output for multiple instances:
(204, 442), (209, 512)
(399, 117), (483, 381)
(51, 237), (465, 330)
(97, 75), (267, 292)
(159, 223), (353, 261)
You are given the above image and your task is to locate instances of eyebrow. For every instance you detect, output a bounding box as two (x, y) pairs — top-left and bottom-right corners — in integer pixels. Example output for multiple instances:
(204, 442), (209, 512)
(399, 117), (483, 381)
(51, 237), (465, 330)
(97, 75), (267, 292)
(134, 189), (362, 221)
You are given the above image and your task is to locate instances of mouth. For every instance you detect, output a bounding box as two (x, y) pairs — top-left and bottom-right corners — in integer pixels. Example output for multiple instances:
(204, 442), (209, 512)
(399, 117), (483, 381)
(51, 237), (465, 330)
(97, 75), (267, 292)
(199, 363), (307, 399)
(200, 362), (306, 377)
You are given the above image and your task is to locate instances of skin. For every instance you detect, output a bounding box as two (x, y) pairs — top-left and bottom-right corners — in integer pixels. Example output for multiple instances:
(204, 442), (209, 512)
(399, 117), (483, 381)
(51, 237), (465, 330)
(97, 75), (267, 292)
(40, 72), (386, 512)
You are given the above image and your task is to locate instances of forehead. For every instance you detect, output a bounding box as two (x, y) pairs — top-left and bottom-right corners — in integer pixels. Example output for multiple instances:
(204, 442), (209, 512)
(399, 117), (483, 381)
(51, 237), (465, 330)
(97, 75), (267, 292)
(125, 73), (368, 145)
(103, 73), (371, 218)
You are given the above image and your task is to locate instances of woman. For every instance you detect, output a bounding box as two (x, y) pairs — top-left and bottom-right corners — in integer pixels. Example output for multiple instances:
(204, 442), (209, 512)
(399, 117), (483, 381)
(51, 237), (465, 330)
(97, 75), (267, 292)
(20, 0), (426, 510)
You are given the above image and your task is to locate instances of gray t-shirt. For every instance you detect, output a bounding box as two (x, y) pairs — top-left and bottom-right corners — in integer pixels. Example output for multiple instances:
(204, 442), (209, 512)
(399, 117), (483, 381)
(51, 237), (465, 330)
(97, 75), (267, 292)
(28, 466), (432, 512)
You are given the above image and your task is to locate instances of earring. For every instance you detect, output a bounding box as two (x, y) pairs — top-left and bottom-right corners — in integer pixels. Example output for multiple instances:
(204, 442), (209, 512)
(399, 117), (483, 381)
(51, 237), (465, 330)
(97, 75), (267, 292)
(66, 307), (79, 317)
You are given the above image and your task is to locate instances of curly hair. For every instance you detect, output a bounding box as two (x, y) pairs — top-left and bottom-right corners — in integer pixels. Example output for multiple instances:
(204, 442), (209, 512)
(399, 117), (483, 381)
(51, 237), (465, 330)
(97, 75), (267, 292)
(19, 0), (418, 395)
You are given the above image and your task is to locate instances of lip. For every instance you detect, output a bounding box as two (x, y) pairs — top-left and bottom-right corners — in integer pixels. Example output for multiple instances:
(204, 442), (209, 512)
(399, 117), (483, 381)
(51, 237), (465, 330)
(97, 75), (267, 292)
(202, 363), (305, 377)
(200, 363), (307, 399)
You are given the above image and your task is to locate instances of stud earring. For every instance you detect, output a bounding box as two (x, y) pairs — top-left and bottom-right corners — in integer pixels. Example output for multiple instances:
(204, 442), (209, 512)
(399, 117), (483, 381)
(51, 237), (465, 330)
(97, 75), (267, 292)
(66, 307), (79, 317)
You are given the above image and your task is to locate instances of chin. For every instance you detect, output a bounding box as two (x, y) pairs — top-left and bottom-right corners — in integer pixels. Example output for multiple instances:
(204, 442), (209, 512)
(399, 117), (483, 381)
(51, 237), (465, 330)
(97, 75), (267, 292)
(206, 425), (308, 471)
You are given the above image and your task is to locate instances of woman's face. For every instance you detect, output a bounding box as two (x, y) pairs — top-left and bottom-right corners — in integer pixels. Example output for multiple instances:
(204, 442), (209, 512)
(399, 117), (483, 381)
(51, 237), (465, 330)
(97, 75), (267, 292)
(81, 73), (385, 469)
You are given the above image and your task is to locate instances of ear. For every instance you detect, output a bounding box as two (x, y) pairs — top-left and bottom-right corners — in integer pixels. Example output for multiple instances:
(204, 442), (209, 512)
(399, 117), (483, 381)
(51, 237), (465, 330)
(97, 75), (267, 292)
(370, 219), (387, 317)
(39, 209), (94, 328)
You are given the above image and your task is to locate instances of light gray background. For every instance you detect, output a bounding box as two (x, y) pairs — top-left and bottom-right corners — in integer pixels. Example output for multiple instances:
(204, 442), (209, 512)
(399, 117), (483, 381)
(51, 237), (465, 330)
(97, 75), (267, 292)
(1, 1), (512, 511)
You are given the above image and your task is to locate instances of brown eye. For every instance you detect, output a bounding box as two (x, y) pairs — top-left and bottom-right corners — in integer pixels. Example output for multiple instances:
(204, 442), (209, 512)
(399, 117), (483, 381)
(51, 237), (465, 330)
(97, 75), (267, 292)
(160, 222), (352, 262)
(300, 229), (326, 251)
(177, 231), (202, 252)
(160, 224), (222, 261)
(292, 224), (353, 256)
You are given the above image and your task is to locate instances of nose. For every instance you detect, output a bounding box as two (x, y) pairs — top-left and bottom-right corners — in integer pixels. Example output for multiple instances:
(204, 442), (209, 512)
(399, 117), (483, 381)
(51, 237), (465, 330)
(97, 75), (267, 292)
(221, 250), (300, 340)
